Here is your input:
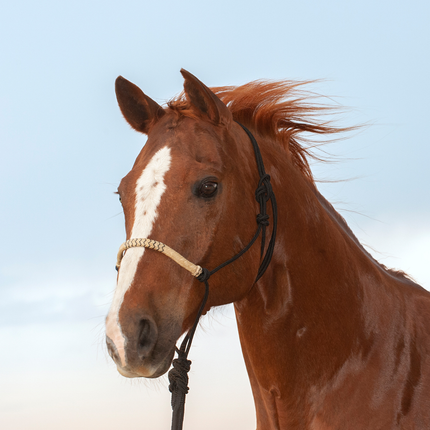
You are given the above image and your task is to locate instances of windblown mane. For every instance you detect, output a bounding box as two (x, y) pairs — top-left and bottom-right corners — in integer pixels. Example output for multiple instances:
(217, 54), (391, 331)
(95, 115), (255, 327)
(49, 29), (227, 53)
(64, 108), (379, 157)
(168, 79), (415, 285)
(168, 80), (352, 182)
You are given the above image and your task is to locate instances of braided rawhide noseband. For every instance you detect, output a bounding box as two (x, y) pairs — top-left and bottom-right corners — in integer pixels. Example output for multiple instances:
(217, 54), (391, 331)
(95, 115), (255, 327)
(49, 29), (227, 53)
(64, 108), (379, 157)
(116, 238), (203, 278)
(115, 123), (277, 430)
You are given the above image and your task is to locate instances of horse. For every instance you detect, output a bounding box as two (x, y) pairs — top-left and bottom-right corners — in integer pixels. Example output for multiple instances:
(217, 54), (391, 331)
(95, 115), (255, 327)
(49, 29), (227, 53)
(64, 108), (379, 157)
(105, 69), (430, 429)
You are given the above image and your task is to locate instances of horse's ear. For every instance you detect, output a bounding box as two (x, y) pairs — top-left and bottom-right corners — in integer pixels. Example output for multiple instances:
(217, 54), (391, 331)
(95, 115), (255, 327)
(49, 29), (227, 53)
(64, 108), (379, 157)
(180, 69), (231, 126)
(115, 76), (165, 134)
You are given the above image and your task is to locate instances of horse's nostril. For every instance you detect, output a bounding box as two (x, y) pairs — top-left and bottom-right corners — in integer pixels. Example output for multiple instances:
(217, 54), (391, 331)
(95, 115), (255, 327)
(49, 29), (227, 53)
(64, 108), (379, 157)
(137, 317), (158, 360)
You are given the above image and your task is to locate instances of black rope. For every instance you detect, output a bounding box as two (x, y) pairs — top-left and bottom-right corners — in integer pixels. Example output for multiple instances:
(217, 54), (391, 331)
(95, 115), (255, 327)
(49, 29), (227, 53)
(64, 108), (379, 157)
(168, 280), (209, 430)
(168, 122), (277, 430)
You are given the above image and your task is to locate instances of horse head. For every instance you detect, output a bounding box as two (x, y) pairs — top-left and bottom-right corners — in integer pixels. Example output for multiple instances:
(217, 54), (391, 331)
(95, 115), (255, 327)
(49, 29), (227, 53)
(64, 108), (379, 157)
(105, 70), (262, 378)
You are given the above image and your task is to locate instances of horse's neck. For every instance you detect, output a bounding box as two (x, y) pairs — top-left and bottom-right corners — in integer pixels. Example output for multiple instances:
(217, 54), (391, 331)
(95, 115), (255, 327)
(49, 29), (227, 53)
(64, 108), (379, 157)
(233, 155), (397, 428)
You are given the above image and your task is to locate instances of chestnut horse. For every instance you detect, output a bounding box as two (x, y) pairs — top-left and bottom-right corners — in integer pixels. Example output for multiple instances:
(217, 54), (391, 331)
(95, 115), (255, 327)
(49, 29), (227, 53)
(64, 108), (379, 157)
(105, 70), (430, 429)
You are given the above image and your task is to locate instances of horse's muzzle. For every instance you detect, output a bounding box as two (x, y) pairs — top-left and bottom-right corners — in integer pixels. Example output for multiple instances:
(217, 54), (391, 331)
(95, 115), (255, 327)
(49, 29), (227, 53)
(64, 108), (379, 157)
(106, 315), (179, 378)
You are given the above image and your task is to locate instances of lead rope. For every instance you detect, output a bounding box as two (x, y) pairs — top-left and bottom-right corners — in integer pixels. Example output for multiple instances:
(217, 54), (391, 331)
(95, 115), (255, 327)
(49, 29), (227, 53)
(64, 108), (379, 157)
(167, 122), (277, 430)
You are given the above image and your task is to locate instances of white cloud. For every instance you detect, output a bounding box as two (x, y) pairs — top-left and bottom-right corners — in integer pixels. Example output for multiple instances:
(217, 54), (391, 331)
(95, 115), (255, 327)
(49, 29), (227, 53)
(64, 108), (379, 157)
(0, 265), (115, 326)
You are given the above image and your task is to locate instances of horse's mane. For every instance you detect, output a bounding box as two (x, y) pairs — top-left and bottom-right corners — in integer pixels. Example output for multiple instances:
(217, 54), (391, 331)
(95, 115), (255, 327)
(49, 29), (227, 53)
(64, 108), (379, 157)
(168, 79), (416, 285)
(168, 80), (352, 182)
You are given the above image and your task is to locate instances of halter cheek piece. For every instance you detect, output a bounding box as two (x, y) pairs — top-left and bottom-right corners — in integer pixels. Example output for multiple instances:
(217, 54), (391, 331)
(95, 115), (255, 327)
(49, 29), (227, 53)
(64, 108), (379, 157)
(114, 123), (277, 430)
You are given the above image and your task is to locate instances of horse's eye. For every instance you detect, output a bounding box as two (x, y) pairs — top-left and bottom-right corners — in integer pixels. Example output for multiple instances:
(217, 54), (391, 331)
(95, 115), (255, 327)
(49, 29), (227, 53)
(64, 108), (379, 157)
(118, 195), (122, 203)
(197, 180), (218, 198)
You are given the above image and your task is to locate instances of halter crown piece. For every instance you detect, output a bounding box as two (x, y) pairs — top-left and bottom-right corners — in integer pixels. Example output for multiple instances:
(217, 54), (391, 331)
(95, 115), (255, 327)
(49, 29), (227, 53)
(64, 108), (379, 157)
(115, 123), (278, 430)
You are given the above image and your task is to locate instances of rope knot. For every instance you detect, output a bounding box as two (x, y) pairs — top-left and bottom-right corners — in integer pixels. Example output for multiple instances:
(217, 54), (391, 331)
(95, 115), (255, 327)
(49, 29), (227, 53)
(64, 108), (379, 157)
(256, 213), (270, 226)
(168, 352), (191, 408)
(197, 267), (211, 283)
(255, 174), (272, 202)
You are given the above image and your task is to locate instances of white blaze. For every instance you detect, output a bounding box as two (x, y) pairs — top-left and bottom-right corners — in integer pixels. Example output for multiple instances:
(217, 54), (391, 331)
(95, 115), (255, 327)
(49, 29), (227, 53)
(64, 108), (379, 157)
(106, 146), (172, 367)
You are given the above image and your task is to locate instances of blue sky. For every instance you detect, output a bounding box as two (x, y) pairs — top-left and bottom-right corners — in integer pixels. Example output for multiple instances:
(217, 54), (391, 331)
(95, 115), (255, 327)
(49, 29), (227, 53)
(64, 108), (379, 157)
(1, 1), (429, 429)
